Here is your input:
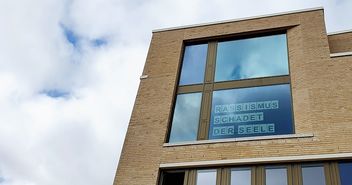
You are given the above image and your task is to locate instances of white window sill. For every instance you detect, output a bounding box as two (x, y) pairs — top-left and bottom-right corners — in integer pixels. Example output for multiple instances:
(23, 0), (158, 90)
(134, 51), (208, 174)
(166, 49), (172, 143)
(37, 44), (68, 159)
(163, 133), (314, 147)
(330, 51), (352, 58)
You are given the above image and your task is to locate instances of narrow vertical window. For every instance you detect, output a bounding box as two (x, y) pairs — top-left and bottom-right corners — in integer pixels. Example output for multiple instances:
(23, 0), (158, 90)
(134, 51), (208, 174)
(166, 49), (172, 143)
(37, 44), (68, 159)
(179, 44), (208, 85)
(339, 162), (352, 185)
(169, 93), (202, 142)
(231, 168), (251, 185)
(302, 165), (326, 185)
(196, 169), (217, 185)
(265, 167), (288, 185)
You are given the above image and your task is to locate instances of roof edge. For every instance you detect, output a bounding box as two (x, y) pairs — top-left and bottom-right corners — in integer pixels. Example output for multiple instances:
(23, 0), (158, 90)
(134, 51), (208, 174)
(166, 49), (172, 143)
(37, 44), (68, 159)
(152, 7), (324, 33)
(327, 29), (352, 36)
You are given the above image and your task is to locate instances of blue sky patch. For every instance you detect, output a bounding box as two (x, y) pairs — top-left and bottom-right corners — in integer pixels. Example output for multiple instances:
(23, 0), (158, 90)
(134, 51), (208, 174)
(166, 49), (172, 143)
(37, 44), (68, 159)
(91, 38), (108, 47)
(61, 24), (80, 47)
(60, 23), (108, 49)
(41, 89), (70, 99)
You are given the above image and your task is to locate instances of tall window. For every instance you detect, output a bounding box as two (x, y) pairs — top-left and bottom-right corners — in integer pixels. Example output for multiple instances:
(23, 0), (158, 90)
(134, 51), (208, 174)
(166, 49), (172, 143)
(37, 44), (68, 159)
(168, 33), (294, 143)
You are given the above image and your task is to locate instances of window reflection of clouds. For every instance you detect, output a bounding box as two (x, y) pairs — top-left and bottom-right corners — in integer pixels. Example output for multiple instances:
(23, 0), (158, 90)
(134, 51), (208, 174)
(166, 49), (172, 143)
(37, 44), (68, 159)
(169, 93), (202, 142)
(212, 84), (291, 107)
(196, 170), (217, 185)
(231, 169), (251, 185)
(179, 44), (207, 85)
(265, 168), (288, 185)
(215, 34), (289, 82)
(302, 166), (326, 185)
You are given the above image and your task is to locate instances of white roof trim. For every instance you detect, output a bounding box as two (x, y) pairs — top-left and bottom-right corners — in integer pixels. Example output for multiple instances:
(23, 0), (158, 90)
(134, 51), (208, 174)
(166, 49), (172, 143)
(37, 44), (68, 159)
(327, 29), (352, 36)
(153, 7), (323, 33)
(160, 152), (352, 169)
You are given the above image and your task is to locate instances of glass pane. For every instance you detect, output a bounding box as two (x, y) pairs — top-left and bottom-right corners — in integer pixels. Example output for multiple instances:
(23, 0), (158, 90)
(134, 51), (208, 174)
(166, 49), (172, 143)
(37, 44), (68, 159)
(302, 166), (326, 185)
(169, 93), (202, 143)
(339, 162), (352, 185)
(265, 167), (287, 185)
(162, 172), (185, 185)
(209, 84), (293, 139)
(231, 168), (251, 185)
(215, 34), (289, 82)
(196, 169), (217, 185)
(179, 44), (208, 85)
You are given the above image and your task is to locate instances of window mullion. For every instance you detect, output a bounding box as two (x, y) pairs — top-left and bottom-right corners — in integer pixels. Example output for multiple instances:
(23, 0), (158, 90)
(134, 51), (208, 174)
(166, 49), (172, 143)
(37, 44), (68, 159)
(197, 90), (212, 140)
(325, 162), (343, 185)
(292, 164), (302, 185)
(187, 169), (197, 185)
(257, 166), (265, 185)
(204, 42), (217, 84)
(223, 168), (230, 185)
(213, 75), (290, 91)
(177, 84), (204, 94)
(197, 42), (217, 140)
(183, 170), (190, 185)
(324, 163), (333, 185)
(216, 168), (223, 185)
(334, 162), (341, 185)
(287, 165), (294, 185)
(251, 166), (256, 185)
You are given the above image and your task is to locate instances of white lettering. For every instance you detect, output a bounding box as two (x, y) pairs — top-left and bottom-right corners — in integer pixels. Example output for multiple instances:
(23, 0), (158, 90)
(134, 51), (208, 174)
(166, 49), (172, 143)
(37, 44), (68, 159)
(214, 100), (279, 114)
(213, 126), (235, 136)
(213, 112), (264, 124)
(238, 124), (275, 134)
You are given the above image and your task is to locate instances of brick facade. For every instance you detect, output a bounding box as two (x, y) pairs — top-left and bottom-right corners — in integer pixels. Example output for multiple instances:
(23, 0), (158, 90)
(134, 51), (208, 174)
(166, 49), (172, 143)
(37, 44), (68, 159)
(113, 8), (352, 185)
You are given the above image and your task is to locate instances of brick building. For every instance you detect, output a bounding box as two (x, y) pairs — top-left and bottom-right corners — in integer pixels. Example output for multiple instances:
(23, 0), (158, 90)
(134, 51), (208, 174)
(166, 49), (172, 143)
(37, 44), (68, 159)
(113, 7), (352, 185)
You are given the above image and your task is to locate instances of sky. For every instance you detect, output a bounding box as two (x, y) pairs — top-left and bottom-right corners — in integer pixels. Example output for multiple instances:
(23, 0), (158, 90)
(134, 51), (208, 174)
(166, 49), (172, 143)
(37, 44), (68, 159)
(0, 0), (351, 185)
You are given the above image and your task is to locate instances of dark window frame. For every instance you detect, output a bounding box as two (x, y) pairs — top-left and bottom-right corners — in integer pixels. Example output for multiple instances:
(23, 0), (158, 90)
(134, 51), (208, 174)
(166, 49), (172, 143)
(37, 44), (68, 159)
(159, 161), (348, 185)
(167, 30), (295, 143)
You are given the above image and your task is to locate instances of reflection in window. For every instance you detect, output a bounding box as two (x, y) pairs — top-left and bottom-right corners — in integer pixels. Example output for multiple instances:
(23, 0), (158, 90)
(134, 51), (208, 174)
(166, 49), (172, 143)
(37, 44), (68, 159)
(231, 168), (251, 185)
(209, 84), (293, 139)
(265, 167), (287, 185)
(196, 169), (217, 185)
(215, 34), (289, 82)
(179, 44), (208, 85)
(302, 165), (326, 185)
(169, 93), (202, 143)
(339, 162), (352, 185)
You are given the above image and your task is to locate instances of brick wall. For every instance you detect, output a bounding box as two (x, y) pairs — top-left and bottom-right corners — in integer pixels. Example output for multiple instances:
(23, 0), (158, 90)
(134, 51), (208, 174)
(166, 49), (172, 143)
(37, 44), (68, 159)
(328, 32), (352, 53)
(113, 9), (352, 185)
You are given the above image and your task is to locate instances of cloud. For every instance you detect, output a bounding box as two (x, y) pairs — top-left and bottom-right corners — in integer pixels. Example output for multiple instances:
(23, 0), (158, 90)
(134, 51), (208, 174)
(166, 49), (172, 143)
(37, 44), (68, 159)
(0, 0), (351, 185)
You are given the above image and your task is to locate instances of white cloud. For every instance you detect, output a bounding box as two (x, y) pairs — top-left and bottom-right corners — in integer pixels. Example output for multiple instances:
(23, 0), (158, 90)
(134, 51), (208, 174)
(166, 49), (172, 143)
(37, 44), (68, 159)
(0, 0), (351, 184)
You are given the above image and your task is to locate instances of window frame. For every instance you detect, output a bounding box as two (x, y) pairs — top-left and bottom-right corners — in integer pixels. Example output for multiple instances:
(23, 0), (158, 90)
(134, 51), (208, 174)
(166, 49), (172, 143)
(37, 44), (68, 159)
(159, 161), (348, 185)
(167, 30), (295, 143)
